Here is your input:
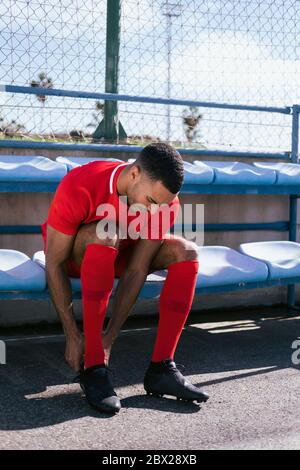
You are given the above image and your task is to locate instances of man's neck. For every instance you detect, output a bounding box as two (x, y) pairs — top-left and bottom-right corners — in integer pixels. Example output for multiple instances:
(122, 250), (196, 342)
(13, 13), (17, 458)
(116, 164), (130, 196)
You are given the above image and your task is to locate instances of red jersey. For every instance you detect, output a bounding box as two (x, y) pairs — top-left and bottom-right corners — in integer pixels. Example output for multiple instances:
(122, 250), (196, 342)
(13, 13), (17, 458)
(41, 160), (180, 242)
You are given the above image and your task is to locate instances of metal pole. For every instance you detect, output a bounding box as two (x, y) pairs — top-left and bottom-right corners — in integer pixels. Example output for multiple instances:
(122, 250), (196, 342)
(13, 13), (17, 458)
(93, 0), (126, 142)
(163, 2), (181, 142)
(288, 105), (299, 308)
(166, 13), (172, 142)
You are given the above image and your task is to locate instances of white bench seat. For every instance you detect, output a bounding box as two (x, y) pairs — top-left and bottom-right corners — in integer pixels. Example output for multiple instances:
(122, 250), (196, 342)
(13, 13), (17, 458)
(238, 241), (300, 280)
(194, 160), (277, 185)
(0, 155), (66, 182)
(196, 245), (269, 287)
(0, 250), (46, 291)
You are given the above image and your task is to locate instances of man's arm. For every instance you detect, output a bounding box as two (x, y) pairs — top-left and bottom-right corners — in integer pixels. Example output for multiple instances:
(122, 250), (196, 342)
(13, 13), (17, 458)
(104, 239), (162, 346)
(45, 224), (83, 371)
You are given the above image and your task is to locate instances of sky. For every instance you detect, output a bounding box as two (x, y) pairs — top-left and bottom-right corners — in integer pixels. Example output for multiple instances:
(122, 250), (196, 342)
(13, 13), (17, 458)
(0, 0), (299, 151)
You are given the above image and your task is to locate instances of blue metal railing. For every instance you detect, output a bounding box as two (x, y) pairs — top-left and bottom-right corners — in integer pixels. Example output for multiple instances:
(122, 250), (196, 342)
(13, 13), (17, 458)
(0, 84), (292, 113)
(0, 84), (294, 160)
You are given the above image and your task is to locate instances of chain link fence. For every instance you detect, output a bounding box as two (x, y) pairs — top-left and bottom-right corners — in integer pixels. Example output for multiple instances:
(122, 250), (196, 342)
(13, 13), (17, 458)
(0, 0), (299, 151)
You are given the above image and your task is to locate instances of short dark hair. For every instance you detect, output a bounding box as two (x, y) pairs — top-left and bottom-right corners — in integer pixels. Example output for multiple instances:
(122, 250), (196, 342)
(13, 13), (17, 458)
(136, 142), (184, 194)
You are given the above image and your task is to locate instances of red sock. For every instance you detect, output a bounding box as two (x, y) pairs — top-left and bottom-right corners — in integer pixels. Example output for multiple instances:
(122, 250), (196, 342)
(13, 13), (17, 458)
(151, 259), (199, 362)
(80, 244), (118, 369)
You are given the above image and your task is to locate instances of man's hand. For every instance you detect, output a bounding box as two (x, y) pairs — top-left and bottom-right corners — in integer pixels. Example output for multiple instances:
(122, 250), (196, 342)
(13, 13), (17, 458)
(65, 332), (84, 372)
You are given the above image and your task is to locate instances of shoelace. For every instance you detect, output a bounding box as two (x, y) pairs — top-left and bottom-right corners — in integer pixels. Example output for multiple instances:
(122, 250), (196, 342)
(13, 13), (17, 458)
(73, 363), (114, 383)
(164, 362), (186, 374)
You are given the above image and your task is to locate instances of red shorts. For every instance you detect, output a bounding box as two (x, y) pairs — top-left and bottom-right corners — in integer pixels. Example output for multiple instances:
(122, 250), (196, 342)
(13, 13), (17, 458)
(41, 227), (139, 279)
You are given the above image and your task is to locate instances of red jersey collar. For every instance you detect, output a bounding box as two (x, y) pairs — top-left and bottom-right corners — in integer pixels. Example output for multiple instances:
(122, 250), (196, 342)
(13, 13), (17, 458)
(109, 162), (129, 195)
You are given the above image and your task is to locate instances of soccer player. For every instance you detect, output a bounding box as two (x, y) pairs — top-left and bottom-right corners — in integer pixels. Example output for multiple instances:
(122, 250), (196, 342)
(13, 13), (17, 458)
(41, 143), (209, 413)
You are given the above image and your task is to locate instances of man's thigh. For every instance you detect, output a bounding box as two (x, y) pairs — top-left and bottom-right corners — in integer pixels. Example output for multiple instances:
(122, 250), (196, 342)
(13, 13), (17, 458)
(113, 234), (197, 278)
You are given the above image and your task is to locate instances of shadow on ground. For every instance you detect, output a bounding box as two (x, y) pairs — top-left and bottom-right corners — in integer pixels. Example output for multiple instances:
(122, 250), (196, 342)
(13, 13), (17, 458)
(0, 306), (299, 431)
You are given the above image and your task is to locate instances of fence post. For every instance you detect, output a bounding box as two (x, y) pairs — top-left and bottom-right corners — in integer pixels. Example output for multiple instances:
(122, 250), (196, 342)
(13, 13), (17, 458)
(93, 0), (126, 142)
(288, 105), (299, 308)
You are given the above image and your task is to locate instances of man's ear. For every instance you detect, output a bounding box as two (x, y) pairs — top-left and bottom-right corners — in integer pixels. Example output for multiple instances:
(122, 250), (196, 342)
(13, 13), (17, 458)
(131, 163), (141, 181)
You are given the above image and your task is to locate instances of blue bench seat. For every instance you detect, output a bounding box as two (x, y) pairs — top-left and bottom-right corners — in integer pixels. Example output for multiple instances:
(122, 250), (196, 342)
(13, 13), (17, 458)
(2, 243), (300, 301)
(33, 246), (269, 290)
(31, 247), (272, 295)
(253, 162), (300, 185)
(182, 161), (214, 184)
(194, 160), (277, 185)
(0, 246), (270, 298)
(0, 156), (299, 191)
(196, 245), (268, 288)
(0, 249), (46, 291)
(238, 241), (300, 280)
(0, 155), (298, 196)
(0, 155), (66, 182)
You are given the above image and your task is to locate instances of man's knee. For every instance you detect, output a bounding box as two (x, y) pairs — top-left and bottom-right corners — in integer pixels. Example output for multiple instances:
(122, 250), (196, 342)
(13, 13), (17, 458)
(69, 222), (120, 268)
(82, 222), (119, 249)
(170, 237), (199, 263)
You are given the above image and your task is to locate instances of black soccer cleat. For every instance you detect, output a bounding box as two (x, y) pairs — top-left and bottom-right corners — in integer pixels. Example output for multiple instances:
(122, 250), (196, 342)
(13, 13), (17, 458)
(144, 358), (209, 404)
(76, 364), (121, 414)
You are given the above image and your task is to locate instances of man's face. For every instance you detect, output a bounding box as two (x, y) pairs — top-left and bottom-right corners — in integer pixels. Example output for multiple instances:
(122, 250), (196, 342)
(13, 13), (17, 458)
(126, 164), (177, 213)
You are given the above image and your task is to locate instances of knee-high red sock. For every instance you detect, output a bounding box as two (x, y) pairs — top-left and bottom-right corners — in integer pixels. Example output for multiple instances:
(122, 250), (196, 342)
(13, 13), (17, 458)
(151, 259), (199, 362)
(80, 244), (118, 369)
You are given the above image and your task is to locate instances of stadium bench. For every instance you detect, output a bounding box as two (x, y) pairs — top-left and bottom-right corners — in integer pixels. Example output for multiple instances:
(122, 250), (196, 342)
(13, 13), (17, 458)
(0, 155), (300, 309)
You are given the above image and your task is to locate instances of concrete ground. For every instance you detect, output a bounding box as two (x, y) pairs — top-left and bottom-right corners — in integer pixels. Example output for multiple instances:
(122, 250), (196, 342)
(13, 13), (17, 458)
(0, 306), (299, 450)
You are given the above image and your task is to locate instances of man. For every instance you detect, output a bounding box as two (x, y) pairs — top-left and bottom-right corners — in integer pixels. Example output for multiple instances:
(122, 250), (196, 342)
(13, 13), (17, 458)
(41, 142), (209, 414)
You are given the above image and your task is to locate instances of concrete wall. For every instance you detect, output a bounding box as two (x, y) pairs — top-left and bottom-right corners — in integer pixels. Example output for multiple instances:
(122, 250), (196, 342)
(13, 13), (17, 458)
(0, 147), (299, 326)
